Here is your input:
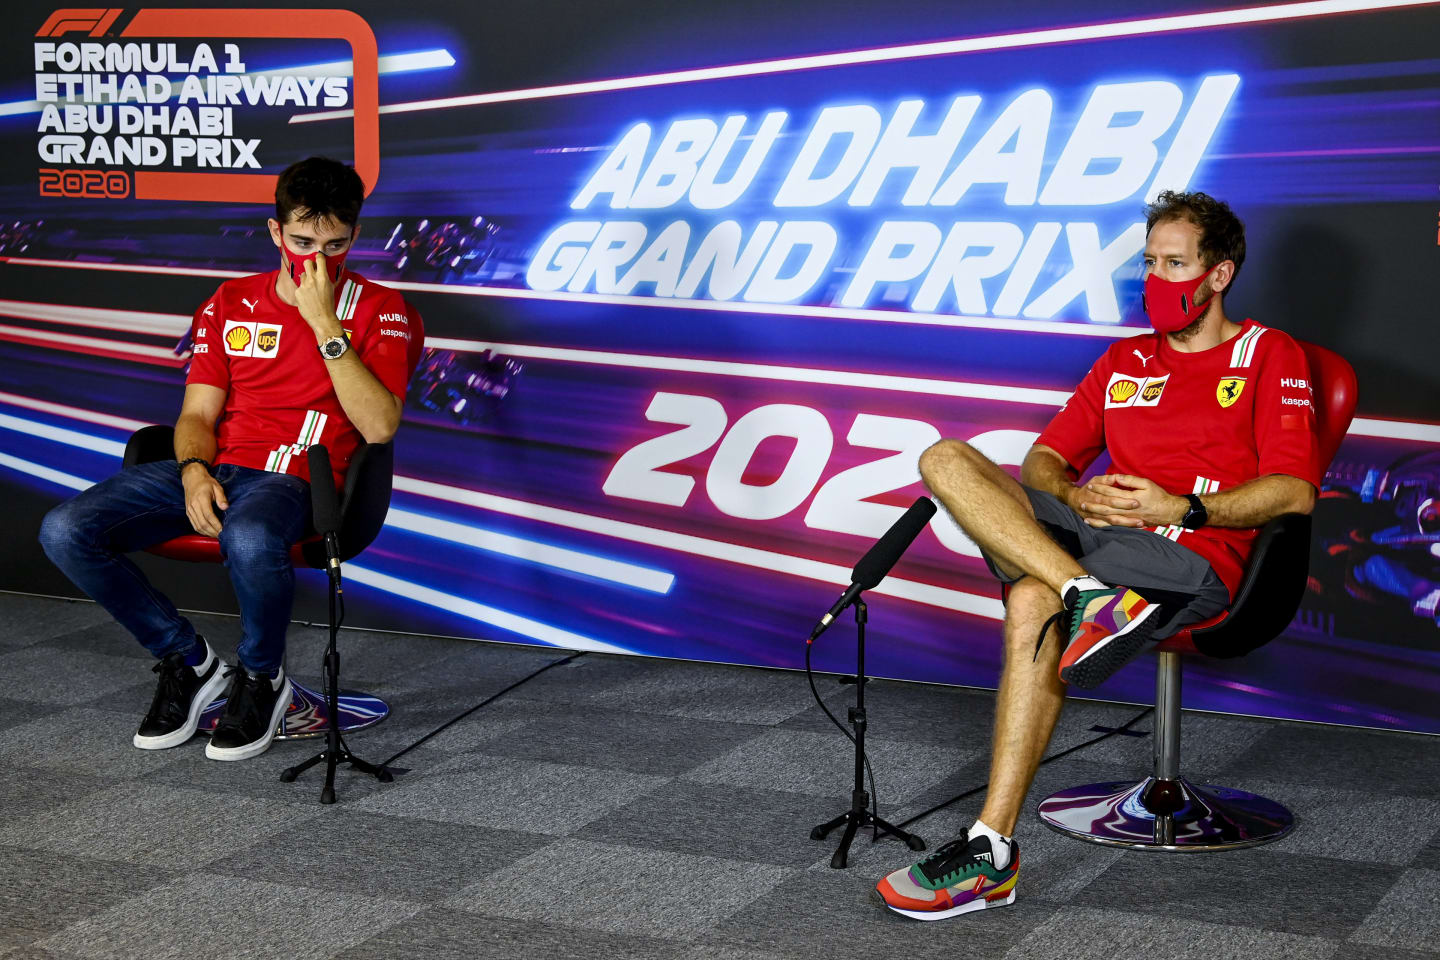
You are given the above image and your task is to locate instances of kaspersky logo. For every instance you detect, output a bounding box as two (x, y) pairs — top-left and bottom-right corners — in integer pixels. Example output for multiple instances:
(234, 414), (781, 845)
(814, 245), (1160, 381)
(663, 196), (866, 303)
(33, 7), (380, 204)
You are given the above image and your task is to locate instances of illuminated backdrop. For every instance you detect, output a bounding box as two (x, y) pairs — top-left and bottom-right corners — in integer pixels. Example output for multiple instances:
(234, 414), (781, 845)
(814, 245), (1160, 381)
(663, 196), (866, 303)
(1, 0), (1437, 732)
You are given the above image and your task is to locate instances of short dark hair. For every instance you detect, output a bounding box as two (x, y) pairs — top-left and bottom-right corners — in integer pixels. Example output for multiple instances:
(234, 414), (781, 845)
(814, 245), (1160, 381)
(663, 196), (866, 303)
(1144, 190), (1246, 289)
(274, 156), (365, 228)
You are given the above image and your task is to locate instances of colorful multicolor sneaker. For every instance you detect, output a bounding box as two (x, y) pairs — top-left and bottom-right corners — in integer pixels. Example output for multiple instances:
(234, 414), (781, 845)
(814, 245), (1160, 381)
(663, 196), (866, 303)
(1048, 578), (1161, 689)
(874, 832), (1019, 921)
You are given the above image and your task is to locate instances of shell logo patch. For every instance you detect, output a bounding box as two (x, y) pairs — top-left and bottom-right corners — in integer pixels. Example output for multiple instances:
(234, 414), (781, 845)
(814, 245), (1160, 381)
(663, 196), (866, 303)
(225, 326), (251, 352)
(1217, 377), (1246, 408)
(223, 320), (260, 357)
(1107, 378), (1140, 406)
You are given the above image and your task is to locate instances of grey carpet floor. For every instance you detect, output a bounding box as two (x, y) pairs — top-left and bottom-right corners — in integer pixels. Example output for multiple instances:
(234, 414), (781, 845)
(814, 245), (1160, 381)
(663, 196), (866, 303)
(1, 592), (1437, 960)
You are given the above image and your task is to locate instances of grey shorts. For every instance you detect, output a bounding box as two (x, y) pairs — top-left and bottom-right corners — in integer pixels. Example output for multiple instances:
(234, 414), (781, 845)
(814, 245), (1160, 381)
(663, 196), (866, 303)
(982, 487), (1229, 638)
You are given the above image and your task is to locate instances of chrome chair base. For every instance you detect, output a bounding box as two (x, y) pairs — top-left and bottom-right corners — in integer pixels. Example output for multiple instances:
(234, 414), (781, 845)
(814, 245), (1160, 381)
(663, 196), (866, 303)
(1037, 776), (1294, 851)
(198, 679), (389, 741)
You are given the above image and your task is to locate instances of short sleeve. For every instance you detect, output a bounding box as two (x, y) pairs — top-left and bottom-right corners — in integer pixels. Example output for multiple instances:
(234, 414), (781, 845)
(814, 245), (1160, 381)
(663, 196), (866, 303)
(185, 290), (229, 391)
(1253, 335), (1322, 488)
(1036, 352), (1110, 477)
(354, 290), (416, 399)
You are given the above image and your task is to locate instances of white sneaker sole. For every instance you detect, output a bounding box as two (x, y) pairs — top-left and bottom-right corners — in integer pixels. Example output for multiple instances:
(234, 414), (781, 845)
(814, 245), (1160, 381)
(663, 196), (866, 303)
(132, 659), (229, 751)
(885, 890), (1016, 921)
(205, 676), (292, 762)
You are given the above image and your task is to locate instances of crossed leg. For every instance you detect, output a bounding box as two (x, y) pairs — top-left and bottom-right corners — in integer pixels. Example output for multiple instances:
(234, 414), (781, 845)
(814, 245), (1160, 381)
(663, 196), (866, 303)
(917, 439), (1086, 834)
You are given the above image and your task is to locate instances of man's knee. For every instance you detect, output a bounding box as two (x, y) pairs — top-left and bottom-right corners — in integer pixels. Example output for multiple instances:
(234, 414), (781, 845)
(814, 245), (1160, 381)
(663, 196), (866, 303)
(218, 516), (292, 570)
(1003, 577), (1062, 652)
(38, 498), (85, 560)
(918, 438), (984, 489)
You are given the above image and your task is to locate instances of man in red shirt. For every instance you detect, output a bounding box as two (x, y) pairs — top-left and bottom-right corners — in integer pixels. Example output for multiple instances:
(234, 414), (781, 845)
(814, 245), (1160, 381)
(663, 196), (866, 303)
(39, 157), (418, 762)
(874, 191), (1320, 920)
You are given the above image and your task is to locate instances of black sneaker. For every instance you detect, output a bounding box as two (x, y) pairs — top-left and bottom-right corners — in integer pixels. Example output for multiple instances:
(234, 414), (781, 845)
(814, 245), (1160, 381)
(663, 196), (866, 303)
(205, 665), (291, 761)
(133, 637), (228, 750)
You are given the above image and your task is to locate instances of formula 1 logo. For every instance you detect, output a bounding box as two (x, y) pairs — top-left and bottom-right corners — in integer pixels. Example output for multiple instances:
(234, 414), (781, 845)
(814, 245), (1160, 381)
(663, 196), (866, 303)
(33, 7), (380, 204)
(36, 9), (124, 36)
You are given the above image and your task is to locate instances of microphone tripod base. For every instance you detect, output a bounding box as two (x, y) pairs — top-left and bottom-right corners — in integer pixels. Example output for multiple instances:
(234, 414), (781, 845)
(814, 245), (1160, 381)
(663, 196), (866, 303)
(280, 733), (393, 804)
(811, 789), (926, 869)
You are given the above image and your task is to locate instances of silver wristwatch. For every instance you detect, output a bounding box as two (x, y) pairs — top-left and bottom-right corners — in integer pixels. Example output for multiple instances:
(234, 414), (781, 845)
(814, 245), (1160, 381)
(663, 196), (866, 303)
(318, 335), (350, 360)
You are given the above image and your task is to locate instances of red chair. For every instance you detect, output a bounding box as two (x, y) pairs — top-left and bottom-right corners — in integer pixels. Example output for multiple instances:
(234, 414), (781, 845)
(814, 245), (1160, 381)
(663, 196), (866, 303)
(1038, 340), (1358, 850)
(120, 300), (425, 742)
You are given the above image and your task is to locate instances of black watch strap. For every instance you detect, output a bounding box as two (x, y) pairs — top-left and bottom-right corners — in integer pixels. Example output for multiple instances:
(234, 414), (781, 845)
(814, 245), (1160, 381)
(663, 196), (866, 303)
(178, 457), (211, 474)
(1182, 493), (1208, 530)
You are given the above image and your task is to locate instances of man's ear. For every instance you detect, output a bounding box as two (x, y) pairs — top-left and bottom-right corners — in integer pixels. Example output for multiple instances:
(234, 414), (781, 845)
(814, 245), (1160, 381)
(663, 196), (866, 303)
(267, 218), (283, 249)
(1208, 259), (1235, 295)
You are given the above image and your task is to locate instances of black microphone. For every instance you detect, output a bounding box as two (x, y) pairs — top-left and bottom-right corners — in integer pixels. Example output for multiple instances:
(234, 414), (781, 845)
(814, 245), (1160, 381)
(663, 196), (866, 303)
(809, 496), (937, 642)
(307, 445), (343, 586)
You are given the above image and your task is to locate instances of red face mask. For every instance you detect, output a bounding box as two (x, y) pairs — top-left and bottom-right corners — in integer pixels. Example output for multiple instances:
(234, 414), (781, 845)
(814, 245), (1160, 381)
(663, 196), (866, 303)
(1142, 263), (1220, 333)
(282, 243), (349, 286)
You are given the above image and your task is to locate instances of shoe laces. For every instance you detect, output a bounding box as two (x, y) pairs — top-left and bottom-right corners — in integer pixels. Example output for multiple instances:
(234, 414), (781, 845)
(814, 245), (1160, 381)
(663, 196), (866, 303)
(1033, 593), (1084, 663)
(149, 652), (192, 708)
(915, 830), (990, 886)
(215, 665), (268, 733)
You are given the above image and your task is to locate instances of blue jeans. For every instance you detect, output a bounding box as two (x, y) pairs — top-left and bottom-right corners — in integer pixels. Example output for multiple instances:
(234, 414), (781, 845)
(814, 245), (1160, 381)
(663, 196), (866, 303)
(38, 460), (312, 674)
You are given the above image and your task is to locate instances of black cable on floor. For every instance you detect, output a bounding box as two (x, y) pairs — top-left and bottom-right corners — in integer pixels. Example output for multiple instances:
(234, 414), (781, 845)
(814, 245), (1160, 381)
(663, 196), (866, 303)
(892, 704), (1155, 832)
(380, 651), (588, 769)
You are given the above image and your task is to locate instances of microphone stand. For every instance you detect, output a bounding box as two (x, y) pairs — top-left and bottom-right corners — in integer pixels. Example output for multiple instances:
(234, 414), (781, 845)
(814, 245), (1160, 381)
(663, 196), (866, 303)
(280, 468), (393, 804)
(809, 597), (926, 868)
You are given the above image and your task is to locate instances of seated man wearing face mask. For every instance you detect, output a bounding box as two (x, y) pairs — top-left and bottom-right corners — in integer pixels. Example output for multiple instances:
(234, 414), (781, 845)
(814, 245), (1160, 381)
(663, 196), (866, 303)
(873, 191), (1321, 921)
(39, 156), (415, 762)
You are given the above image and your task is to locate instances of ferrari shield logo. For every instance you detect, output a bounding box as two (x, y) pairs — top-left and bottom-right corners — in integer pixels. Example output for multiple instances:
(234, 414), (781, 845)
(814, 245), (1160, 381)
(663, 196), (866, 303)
(1216, 377), (1246, 408)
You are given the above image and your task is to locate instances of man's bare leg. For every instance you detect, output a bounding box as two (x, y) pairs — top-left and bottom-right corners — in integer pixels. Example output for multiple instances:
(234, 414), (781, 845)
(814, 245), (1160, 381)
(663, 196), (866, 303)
(917, 439), (1084, 591)
(918, 440), (1075, 833)
(977, 576), (1066, 835)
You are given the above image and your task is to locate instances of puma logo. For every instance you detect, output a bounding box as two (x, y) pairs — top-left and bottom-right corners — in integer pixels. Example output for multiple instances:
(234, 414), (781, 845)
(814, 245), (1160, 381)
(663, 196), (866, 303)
(241, 297), (258, 313)
(1133, 349), (1154, 368)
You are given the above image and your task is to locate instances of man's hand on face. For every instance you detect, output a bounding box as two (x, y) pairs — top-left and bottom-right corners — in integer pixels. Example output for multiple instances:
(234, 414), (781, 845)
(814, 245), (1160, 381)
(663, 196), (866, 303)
(1074, 474), (1187, 529)
(181, 463), (227, 538)
(294, 252), (339, 334)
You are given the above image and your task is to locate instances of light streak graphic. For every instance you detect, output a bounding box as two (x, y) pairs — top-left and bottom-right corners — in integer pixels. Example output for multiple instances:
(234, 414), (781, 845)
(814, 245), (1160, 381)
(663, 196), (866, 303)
(0, 257), (1136, 339)
(385, 506), (676, 593)
(0, 323), (184, 364)
(0, 299), (189, 337)
(0, 452), (91, 491)
(286, 0), (1440, 123)
(392, 474), (1007, 621)
(425, 338), (1075, 407)
(0, 413), (127, 457)
(422, 338), (1440, 443)
(0, 391), (150, 431)
(343, 563), (639, 653)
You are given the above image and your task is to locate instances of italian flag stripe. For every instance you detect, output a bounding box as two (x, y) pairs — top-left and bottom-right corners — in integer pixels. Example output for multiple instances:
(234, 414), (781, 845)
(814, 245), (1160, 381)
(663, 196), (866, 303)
(1230, 325), (1267, 368)
(339, 280), (362, 322)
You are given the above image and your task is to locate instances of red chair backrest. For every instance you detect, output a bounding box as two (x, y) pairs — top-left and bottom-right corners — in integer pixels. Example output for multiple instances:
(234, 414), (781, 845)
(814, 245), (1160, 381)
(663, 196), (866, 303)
(1297, 339), (1358, 472)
